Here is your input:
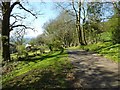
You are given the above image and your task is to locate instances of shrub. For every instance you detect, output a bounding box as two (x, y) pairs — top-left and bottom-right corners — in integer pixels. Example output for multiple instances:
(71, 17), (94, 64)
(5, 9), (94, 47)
(16, 45), (28, 59)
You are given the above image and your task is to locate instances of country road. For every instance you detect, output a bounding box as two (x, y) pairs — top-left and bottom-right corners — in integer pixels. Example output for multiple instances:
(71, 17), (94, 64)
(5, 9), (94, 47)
(2, 50), (120, 89)
(68, 50), (120, 89)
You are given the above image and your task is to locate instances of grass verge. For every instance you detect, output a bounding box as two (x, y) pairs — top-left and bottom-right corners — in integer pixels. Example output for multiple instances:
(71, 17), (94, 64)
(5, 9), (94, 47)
(79, 42), (120, 62)
(2, 50), (73, 89)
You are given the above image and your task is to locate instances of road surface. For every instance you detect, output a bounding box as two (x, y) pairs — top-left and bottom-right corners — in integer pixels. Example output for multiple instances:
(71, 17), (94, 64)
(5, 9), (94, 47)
(68, 50), (119, 89)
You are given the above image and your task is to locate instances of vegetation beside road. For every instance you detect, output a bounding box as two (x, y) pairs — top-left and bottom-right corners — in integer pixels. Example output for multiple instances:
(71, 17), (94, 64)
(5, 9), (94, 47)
(2, 50), (73, 89)
(1, 1), (120, 89)
(80, 42), (120, 62)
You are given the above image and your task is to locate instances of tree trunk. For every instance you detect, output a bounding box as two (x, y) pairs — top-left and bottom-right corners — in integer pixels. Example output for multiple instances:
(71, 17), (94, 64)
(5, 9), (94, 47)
(2, 2), (11, 61)
(82, 24), (87, 45)
(78, 24), (83, 45)
(76, 20), (84, 45)
(78, 1), (85, 45)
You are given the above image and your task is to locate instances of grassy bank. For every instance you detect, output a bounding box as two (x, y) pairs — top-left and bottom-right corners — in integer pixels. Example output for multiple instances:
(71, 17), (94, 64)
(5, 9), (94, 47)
(79, 42), (120, 62)
(2, 50), (72, 89)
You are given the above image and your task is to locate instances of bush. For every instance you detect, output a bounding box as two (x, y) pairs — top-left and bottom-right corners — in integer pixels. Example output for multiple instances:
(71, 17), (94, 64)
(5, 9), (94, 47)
(16, 45), (28, 59)
(48, 44), (53, 51)
(112, 27), (120, 44)
(40, 48), (45, 54)
(59, 46), (64, 54)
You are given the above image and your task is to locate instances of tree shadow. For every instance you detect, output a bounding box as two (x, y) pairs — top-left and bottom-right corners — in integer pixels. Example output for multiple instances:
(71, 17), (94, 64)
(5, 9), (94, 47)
(2, 59), (70, 90)
(91, 44), (118, 53)
(68, 50), (95, 55)
(71, 64), (119, 88)
(68, 50), (119, 89)
(18, 51), (67, 63)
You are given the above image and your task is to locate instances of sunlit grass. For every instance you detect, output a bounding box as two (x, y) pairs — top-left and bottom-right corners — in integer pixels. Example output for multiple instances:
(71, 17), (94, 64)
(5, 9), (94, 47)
(79, 42), (120, 62)
(2, 50), (72, 88)
(67, 46), (80, 50)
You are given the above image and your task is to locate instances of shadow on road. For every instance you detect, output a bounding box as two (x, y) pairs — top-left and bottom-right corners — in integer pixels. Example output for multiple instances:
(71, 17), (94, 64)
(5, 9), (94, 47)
(68, 50), (119, 89)
(68, 50), (95, 55)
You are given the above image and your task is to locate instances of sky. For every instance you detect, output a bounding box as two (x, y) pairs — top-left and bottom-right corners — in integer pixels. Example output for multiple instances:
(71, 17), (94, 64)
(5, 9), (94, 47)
(25, 2), (60, 38)
(10, 1), (60, 38)
(10, 0), (116, 38)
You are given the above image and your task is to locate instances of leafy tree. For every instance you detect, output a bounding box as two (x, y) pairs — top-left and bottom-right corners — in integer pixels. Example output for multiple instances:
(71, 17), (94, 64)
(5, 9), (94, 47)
(111, 1), (120, 44)
(56, 1), (113, 45)
(43, 11), (77, 48)
(104, 14), (119, 44)
(29, 38), (37, 46)
(35, 34), (46, 46)
(84, 2), (114, 44)
(101, 2), (120, 44)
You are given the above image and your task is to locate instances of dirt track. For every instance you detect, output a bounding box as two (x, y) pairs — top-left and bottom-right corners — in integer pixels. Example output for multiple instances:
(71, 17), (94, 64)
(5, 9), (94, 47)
(68, 50), (120, 88)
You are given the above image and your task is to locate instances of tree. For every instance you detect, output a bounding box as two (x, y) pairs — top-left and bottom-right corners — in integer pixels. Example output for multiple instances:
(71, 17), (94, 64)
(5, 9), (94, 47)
(10, 28), (26, 45)
(35, 34), (46, 46)
(111, 1), (120, 44)
(99, 2), (120, 44)
(71, 0), (85, 45)
(83, 2), (115, 44)
(56, 0), (85, 45)
(43, 11), (77, 48)
(104, 13), (119, 44)
(1, 1), (37, 61)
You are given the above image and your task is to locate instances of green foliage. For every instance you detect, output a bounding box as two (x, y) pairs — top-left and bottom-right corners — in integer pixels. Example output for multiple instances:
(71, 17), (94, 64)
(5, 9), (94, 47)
(46, 40), (64, 52)
(52, 40), (62, 50)
(35, 34), (46, 46)
(84, 2), (115, 44)
(110, 16), (119, 44)
(100, 31), (112, 42)
(29, 38), (37, 46)
(47, 44), (53, 51)
(16, 45), (28, 58)
(103, 14), (120, 44)
(42, 11), (77, 48)
(39, 46), (46, 54)
(112, 26), (120, 44)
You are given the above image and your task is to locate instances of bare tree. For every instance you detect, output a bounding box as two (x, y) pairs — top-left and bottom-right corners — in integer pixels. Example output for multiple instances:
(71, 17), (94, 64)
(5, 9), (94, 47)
(56, 0), (86, 45)
(1, 1), (37, 61)
(10, 28), (26, 45)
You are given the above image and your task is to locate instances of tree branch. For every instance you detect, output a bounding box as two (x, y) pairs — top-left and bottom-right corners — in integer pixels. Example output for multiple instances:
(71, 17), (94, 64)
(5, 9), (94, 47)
(18, 3), (37, 18)
(11, 14), (26, 19)
(72, 0), (78, 18)
(56, 3), (76, 17)
(10, 1), (37, 18)
(10, 2), (20, 13)
(10, 24), (34, 31)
